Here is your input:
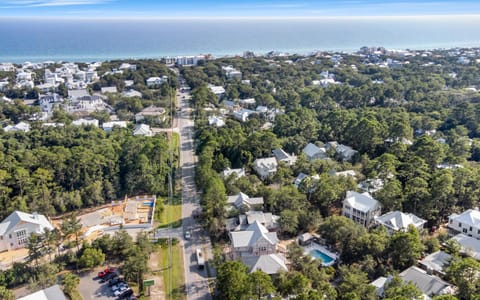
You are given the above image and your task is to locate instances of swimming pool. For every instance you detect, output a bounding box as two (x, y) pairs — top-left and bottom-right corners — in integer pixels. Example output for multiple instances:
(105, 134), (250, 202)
(309, 249), (335, 265)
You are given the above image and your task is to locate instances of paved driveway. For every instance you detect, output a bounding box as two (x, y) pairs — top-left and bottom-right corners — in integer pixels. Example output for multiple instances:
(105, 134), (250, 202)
(78, 269), (127, 300)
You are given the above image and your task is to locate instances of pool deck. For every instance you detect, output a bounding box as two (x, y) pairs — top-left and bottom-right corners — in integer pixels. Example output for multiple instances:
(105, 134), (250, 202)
(303, 242), (338, 266)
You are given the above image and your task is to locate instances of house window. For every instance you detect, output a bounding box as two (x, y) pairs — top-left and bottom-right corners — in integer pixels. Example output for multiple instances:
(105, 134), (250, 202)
(463, 228), (468, 233)
(459, 223), (462, 228)
(478, 229), (480, 235)
(470, 227), (473, 231)
(344, 205), (351, 210)
(8, 234), (11, 239)
(16, 230), (26, 238)
(449, 219), (452, 223)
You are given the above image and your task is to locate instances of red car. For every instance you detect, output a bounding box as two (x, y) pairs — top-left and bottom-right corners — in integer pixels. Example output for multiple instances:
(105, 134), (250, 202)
(98, 267), (116, 278)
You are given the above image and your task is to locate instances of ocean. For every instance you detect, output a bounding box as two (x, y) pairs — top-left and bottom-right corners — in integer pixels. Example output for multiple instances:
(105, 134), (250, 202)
(0, 17), (480, 63)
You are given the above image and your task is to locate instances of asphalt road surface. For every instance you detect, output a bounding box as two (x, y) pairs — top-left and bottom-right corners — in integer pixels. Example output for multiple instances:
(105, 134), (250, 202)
(177, 87), (214, 300)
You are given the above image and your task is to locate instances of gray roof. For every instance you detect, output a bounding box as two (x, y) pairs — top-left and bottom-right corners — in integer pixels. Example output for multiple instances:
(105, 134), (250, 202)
(419, 251), (452, 274)
(230, 221), (278, 248)
(227, 192), (264, 209)
(452, 233), (480, 260)
(0, 211), (53, 236)
(272, 148), (289, 161)
(68, 89), (90, 99)
(399, 266), (452, 297)
(375, 211), (426, 231)
(302, 143), (328, 159)
(242, 253), (288, 274)
(18, 284), (67, 300)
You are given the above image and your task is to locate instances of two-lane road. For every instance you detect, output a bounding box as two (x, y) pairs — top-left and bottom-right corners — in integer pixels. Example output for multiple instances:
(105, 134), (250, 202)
(177, 88), (213, 300)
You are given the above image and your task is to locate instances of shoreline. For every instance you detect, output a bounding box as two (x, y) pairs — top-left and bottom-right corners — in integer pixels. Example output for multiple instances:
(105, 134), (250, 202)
(1, 43), (480, 64)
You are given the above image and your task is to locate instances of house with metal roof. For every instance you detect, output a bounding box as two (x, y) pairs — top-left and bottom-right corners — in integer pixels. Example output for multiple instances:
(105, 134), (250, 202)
(451, 233), (480, 260)
(342, 191), (381, 227)
(0, 211), (54, 252)
(252, 157), (278, 180)
(375, 211), (427, 234)
(399, 266), (455, 299)
(227, 192), (264, 211)
(418, 251), (452, 276)
(272, 148), (297, 166)
(18, 284), (67, 300)
(302, 143), (329, 161)
(448, 209), (480, 239)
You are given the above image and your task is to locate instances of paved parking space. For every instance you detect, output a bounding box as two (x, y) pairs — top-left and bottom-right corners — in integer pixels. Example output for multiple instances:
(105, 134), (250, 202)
(78, 269), (130, 300)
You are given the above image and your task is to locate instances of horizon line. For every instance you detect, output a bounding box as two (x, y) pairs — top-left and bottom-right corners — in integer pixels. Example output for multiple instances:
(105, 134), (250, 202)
(2, 14), (480, 20)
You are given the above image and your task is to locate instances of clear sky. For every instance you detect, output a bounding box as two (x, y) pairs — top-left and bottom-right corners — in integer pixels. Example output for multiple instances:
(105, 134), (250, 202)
(1, 0), (480, 18)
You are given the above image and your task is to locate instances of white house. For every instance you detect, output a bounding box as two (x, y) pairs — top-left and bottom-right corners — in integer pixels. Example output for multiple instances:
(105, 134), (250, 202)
(227, 192), (264, 211)
(418, 251), (452, 276)
(233, 109), (256, 122)
(71, 118), (99, 127)
(229, 221), (287, 274)
(101, 86), (118, 94)
(146, 76), (168, 87)
(451, 233), (480, 260)
(208, 85), (225, 98)
(133, 124), (153, 137)
(342, 191), (381, 227)
(448, 209), (480, 239)
(252, 157), (278, 180)
(223, 66), (242, 79)
(102, 121), (128, 132)
(0, 211), (54, 252)
(375, 211), (427, 234)
(3, 122), (30, 133)
(222, 168), (246, 179)
(208, 116), (225, 127)
(302, 143), (329, 161)
(272, 148), (297, 166)
(18, 284), (67, 300)
(122, 89), (142, 98)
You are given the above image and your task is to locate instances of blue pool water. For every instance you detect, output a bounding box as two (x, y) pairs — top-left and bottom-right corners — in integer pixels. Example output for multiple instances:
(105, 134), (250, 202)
(309, 249), (335, 264)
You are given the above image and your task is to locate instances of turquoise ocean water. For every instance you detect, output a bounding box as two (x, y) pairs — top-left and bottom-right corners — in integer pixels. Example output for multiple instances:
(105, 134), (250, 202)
(0, 18), (479, 62)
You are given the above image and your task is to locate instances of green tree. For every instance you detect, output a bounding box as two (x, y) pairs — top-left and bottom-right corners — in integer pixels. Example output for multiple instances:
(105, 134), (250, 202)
(248, 270), (275, 300)
(338, 265), (377, 300)
(445, 257), (480, 300)
(79, 247), (105, 269)
(279, 209), (299, 236)
(216, 261), (250, 300)
(383, 276), (423, 300)
(122, 245), (148, 291)
(388, 226), (424, 270)
(0, 286), (14, 300)
(61, 273), (80, 299)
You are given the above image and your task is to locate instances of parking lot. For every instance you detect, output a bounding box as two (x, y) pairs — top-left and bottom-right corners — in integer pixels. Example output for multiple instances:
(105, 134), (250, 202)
(78, 268), (134, 300)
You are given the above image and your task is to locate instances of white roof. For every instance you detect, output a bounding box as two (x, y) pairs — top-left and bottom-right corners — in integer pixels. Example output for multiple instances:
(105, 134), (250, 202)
(208, 85), (225, 95)
(227, 192), (264, 208)
(375, 211), (426, 231)
(103, 121), (128, 129)
(222, 168), (246, 178)
(253, 157), (278, 170)
(449, 209), (480, 228)
(3, 121), (30, 132)
(344, 191), (380, 212)
(208, 116), (225, 127)
(451, 233), (480, 260)
(242, 253), (288, 274)
(72, 118), (99, 127)
(0, 211), (53, 236)
(133, 124), (152, 136)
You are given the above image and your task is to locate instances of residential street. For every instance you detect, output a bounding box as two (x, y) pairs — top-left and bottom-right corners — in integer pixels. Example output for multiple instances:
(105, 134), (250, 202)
(177, 87), (213, 300)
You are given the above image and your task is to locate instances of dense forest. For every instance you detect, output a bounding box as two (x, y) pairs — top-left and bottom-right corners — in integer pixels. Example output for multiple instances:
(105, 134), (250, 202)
(185, 49), (480, 299)
(0, 122), (173, 219)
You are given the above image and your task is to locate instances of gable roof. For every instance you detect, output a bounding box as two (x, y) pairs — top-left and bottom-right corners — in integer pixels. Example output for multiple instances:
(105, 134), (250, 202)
(449, 209), (480, 228)
(0, 211), (53, 236)
(230, 221), (278, 248)
(253, 157), (278, 170)
(302, 143), (327, 158)
(227, 192), (264, 208)
(242, 253), (288, 274)
(399, 266), (452, 297)
(376, 211), (426, 231)
(451, 233), (480, 260)
(344, 191), (380, 212)
(133, 124), (152, 136)
(419, 251), (452, 274)
(272, 148), (289, 161)
(18, 284), (67, 300)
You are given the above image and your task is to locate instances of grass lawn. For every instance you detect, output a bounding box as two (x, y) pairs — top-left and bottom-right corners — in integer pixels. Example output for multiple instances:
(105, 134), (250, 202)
(159, 244), (186, 300)
(157, 201), (182, 229)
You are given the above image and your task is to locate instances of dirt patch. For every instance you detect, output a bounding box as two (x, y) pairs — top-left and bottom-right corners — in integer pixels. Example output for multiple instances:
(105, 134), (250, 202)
(147, 251), (165, 299)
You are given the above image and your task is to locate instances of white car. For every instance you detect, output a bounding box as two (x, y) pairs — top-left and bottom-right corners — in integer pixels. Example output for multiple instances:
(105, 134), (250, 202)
(114, 286), (129, 296)
(112, 283), (127, 292)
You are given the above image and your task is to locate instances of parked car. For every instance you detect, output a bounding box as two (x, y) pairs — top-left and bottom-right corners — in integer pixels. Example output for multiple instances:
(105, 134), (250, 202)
(112, 283), (128, 292)
(108, 277), (125, 287)
(117, 288), (134, 299)
(184, 230), (191, 240)
(100, 273), (117, 283)
(98, 267), (116, 278)
(114, 286), (129, 296)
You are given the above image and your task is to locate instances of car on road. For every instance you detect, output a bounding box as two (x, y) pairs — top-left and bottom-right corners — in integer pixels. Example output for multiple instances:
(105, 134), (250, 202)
(184, 229), (191, 240)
